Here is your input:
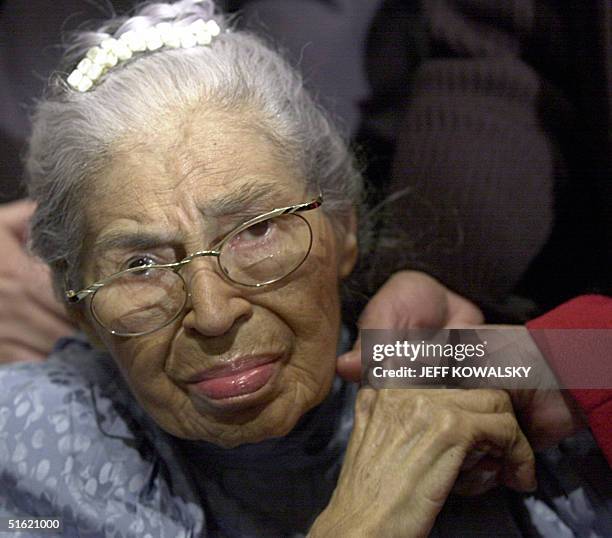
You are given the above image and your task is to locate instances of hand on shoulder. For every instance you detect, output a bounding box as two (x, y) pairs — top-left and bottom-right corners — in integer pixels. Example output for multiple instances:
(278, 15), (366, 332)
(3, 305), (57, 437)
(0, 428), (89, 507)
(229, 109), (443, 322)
(0, 199), (74, 363)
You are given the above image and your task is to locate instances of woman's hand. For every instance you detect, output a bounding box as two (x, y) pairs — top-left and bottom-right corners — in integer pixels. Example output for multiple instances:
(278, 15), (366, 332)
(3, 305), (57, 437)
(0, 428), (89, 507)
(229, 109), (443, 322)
(310, 388), (536, 538)
(337, 270), (587, 451)
(0, 199), (74, 362)
(337, 270), (484, 380)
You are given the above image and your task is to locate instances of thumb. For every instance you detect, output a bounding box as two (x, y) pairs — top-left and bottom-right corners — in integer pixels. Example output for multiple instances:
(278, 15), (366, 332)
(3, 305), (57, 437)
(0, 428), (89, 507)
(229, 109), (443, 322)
(336, 339), (361, 383)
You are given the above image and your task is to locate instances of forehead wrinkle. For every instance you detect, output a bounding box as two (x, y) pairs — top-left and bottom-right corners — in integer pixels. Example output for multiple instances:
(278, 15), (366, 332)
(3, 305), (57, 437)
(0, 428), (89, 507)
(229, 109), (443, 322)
(172, 159), (242, 195)
(161, 109), (249, 189)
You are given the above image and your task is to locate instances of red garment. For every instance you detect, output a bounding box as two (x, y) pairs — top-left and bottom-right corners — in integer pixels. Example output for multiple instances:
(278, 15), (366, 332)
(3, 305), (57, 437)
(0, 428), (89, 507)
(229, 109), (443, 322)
(527, 295), (612, 465)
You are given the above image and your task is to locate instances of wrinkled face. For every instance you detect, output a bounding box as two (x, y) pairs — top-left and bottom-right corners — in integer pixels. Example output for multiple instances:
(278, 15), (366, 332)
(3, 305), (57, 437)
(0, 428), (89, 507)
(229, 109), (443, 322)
(78, 109), (357, 447)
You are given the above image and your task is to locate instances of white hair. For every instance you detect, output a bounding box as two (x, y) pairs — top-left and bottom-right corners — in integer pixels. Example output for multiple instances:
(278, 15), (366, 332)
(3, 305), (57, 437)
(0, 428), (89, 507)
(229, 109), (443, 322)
(26, 0), (362, 296)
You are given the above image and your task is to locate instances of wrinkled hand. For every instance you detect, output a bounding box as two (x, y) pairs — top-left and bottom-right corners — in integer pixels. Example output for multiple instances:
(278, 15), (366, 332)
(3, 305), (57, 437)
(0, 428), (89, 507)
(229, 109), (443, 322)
(337, 271), (484, 381)
(337, 270), (587, 453)
(0, 200), (74, 362)
(309, 389), (536, 538)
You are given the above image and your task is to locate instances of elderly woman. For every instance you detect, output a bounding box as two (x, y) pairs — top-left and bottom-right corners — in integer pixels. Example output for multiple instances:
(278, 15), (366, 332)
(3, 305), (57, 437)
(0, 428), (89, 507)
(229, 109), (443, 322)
(0, 1), (571, 536)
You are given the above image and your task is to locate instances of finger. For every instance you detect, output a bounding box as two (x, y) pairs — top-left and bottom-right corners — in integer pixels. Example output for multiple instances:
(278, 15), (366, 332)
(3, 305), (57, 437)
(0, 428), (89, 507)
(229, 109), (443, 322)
(336, 344), (361, 382)
(27, 288), (72, 324)
(354, 272), (446, 330)
(0, 275), (73, 328)
(20, 306), (75, 345)
(344, 388), (378, 459)
(0, 322), (70, 358)
(0, 228), (35, 276)
(0, 341), (47, 363)
(466, 411), (536, 492)
(0, 300), (74, 356)
(445, 290), (484, 326)
(22, 264), (72, 322)
(0, 246), (71, 323)
(448, 389), (514, 415)
(357, 298), (400, 328)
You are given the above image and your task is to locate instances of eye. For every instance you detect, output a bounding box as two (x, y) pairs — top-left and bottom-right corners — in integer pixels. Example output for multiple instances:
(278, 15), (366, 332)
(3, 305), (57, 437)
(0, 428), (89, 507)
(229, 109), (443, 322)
(240, 220), (272, 240)
(124, 255), (157, 273)
(225, 219), (275, 251)
(127, 255), (155, 268)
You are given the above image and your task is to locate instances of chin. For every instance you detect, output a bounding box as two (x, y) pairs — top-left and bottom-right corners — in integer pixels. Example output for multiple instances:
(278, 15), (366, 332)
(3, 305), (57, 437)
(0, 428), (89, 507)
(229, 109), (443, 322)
(189, 415), (301, 448)
(205, 395), (323, 448)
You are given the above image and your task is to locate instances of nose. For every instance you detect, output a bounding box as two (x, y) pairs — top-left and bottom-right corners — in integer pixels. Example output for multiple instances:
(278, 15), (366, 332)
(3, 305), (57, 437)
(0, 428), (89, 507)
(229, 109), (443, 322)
(181, 265), (252, 337)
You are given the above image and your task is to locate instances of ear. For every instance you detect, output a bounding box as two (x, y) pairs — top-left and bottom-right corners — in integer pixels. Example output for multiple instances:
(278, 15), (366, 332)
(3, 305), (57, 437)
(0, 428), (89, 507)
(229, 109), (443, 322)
(338, 210), (358, 279)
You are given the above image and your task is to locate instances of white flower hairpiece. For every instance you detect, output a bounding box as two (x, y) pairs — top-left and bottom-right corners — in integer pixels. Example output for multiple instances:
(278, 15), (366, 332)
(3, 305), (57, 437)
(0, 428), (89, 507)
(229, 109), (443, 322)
(67, 18), (221, 92)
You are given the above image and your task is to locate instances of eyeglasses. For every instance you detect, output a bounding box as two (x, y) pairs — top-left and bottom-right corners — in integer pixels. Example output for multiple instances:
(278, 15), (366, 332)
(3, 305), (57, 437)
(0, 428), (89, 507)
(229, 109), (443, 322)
(66, 195), (322, 337)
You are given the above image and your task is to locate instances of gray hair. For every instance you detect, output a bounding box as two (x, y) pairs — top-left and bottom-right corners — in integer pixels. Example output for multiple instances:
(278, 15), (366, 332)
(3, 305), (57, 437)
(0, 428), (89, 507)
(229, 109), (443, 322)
(25, 0), (362, 297)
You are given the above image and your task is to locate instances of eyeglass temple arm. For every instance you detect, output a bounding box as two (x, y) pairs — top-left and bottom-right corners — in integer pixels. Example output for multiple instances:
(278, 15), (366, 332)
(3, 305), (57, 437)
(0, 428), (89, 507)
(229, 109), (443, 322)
(297, 194), (322, 212)
(280, 194), (322, 216)
(66, 285), (101, 304)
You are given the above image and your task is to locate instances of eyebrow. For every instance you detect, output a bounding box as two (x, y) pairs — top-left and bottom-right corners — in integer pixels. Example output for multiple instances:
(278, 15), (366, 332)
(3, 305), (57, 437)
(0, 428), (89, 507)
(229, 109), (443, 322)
(91, 230), (181, 259)
(91, 180), (295, 256)
(201, 180), (290, 218)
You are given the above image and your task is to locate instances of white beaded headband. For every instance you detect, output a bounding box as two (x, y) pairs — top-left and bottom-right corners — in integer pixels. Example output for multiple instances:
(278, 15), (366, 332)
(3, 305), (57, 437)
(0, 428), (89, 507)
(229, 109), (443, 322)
(67, 18), (222, 92)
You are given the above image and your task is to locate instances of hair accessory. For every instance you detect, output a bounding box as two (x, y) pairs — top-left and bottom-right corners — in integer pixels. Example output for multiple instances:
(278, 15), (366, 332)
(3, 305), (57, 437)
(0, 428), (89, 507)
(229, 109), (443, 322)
(67, 18), (221, 92)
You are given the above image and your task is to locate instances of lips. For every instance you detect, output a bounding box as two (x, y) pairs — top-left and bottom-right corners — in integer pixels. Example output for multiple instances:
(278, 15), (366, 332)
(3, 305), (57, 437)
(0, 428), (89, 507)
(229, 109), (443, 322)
(186, 355), (282, 400)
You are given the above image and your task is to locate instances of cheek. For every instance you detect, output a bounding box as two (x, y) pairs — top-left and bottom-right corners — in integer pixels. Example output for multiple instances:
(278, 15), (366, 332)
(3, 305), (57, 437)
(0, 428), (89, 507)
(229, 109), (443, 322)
(100, 330), (179, 406)
(269, 231), (342, 341)
(271, 252), (343, 395)
(300, 229), (343, 333)
(98, 329), (213, 440)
